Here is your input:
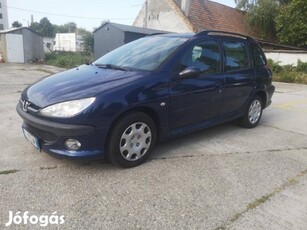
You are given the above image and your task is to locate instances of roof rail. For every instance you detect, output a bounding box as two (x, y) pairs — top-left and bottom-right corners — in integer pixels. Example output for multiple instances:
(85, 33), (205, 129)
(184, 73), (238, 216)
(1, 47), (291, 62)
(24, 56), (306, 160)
(194, 30), (253, 40)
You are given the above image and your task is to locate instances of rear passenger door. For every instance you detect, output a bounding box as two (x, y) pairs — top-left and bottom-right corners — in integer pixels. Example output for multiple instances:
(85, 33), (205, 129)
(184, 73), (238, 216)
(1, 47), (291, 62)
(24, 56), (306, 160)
(220, 40), (255, 116)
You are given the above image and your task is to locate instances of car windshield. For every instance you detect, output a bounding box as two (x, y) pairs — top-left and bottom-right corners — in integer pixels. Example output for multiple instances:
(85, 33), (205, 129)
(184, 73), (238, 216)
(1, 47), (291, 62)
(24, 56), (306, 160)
(93, 36), (188, 71)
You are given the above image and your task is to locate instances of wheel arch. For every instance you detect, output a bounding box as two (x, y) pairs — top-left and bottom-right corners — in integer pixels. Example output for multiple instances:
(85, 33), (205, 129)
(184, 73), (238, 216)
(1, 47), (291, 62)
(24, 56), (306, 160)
(255, 90), (267, 107)
(106, 106), (161, 147)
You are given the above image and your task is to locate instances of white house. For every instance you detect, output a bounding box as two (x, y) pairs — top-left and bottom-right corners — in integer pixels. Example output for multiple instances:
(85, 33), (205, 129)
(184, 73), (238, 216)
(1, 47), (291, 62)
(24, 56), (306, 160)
(0, 0), (9, 30)
(53, 33), (83, 52)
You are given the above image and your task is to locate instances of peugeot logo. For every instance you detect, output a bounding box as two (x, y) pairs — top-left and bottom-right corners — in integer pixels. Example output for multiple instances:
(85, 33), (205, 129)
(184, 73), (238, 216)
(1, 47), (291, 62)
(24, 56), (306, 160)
(22, 100), (31, 112)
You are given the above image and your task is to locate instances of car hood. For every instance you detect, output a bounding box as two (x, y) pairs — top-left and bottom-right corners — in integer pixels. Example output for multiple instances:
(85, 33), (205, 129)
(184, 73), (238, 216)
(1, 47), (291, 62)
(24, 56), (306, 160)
(24, 65), (143, 108)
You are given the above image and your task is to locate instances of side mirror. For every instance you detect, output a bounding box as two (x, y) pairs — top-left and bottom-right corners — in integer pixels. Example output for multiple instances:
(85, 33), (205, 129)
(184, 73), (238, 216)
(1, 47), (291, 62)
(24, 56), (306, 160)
(179, 67), (201, 78)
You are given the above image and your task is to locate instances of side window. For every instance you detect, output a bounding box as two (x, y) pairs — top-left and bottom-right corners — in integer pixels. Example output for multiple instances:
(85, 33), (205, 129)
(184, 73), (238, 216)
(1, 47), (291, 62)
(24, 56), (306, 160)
(223, 41), (249, 71)
(180, 40), (221, 75)
(253, 45), (266, 66)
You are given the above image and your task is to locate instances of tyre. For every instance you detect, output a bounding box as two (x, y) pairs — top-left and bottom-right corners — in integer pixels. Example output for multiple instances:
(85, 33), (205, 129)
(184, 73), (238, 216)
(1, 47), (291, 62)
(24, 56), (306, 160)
(240, 95), (263, 128)
(107, 112), (157, 168)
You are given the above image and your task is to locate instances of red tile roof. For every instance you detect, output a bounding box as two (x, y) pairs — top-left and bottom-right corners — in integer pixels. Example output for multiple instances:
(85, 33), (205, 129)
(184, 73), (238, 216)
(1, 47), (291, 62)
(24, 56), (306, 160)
(173, 0), (259, 38)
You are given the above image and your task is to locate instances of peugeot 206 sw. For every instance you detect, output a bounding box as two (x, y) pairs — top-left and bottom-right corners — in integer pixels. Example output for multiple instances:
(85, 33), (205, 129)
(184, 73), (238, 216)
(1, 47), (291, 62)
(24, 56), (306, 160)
(17, 30), (275, 168)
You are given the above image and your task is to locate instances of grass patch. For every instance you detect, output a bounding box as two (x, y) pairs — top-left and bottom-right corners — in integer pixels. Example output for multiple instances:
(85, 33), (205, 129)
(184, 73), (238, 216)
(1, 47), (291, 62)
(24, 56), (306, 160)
(0, 169), (19, 175)
(45, 51), (93, 69)
(268, 59), (307, 84)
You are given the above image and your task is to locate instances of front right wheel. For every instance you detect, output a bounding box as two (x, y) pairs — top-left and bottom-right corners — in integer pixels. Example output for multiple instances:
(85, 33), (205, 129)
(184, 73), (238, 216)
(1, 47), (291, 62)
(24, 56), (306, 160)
(239, 95), (263, 128)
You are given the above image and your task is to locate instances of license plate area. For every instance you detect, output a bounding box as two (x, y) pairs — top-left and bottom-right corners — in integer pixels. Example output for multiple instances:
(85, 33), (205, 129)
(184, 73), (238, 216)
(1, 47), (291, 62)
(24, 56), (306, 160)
(22, 128), (40, 150)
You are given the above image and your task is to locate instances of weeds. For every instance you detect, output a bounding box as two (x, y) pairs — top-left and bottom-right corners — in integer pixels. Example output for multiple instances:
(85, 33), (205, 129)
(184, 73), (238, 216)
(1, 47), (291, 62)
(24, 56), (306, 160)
(268, 59), (307, 84)
(45, 52), (93, 69)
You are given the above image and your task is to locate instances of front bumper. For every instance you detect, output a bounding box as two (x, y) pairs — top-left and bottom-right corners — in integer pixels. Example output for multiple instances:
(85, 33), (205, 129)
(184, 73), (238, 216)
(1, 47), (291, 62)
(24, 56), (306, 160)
(17, 105), (108, 158)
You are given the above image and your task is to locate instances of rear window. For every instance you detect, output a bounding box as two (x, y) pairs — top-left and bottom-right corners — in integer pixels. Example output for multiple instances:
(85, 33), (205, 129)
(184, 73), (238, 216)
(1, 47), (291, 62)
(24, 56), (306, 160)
(223, 41), (250, 71)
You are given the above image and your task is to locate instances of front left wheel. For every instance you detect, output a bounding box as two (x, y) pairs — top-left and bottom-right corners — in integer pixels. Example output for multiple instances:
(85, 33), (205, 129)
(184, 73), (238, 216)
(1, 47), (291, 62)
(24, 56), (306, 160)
(107, 112), (157, 168)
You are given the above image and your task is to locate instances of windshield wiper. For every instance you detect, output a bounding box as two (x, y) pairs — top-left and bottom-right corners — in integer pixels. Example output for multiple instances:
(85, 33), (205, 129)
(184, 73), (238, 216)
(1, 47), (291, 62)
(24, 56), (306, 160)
(95, 64), (127, 71)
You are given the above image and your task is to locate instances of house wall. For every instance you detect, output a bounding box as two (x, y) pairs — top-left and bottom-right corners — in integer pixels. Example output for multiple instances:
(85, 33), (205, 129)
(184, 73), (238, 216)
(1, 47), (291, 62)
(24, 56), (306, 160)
(94, 24), (125, 59)
(0, 0), (9, 30)
(54, 33), (77, 52)
(264, 50), (307, 66)
(133, 0), (191, 33)
(22, 28), (44, 62)
(0, 33), (7, 61)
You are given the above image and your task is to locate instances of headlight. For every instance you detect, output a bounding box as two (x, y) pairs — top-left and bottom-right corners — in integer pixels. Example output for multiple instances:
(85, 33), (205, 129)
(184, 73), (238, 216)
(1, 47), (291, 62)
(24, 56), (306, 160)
(39, 97), (95, 118)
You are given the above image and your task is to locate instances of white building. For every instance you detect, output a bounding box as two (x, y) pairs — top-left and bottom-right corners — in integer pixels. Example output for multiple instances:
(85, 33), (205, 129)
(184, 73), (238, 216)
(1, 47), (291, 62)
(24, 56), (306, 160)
(0, 0), (9, 30)
(53, 33), (83, 52)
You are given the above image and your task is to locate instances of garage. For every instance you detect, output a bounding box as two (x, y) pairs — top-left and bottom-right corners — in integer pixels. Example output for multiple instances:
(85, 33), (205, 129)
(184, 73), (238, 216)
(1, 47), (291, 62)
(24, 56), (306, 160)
(0, 27), (44, 63)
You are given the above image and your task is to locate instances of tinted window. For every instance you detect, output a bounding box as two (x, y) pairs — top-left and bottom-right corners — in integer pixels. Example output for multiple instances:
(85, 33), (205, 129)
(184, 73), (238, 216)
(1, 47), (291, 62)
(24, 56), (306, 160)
(180, 40), (220, 75)
(253, 45), (266, 66)
(223, 41), (249, 71)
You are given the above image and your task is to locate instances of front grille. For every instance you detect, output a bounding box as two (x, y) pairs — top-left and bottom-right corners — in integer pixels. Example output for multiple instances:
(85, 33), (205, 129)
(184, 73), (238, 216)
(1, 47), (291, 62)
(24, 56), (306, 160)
(25, 123), (57, 142)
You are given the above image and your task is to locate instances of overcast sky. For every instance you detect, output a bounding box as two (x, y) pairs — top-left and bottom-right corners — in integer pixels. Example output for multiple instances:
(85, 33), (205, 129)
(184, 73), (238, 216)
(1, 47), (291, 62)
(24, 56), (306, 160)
(7, 0), (236, 31)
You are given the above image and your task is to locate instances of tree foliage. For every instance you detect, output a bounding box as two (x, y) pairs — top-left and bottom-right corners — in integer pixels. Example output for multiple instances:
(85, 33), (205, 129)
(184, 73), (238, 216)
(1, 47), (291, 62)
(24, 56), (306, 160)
(12, 21), (22, 28)
(276, 0), (307, 47)
(81, 31), (94, 55)
(30, 17), (54, 37)
(53, 22), (77, 33)
(236, 0), (306, 46)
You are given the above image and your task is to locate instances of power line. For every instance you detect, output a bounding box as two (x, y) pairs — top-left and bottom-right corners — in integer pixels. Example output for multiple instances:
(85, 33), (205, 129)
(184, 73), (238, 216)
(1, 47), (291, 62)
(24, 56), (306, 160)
(6, 5), (135, 20)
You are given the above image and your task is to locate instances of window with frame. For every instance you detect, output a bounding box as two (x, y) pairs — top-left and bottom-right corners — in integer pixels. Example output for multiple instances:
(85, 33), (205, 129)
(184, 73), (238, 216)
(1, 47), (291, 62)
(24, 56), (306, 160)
(0, 13), (2, 19)
(180, 40), (221, 75)
(223, 41), (250, 71)
(0, 24), (4, 30)
(253, 45), (266, 66)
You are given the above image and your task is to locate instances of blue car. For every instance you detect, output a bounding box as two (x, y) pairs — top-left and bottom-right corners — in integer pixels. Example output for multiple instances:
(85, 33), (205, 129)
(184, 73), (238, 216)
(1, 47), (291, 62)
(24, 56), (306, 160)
(17, 30), (275, 167)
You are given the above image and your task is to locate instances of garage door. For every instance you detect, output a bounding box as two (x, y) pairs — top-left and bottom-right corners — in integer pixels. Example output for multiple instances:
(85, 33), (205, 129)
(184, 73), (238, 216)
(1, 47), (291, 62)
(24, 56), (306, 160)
(6, 34), (24, 63)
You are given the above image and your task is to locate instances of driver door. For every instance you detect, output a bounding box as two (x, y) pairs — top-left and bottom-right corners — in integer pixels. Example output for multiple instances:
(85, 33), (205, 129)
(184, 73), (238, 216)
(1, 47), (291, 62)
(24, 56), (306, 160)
(170, 40), (224, 129)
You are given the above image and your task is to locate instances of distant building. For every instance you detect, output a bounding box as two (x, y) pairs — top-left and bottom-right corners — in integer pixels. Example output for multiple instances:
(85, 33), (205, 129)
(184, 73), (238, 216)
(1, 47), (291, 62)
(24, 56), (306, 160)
(134, 0), (259, 38)
(53, 33), (83, 52)
(0, 0), (9, 30)
(0, 27), (44, 63)
(93, 22), (168, 59)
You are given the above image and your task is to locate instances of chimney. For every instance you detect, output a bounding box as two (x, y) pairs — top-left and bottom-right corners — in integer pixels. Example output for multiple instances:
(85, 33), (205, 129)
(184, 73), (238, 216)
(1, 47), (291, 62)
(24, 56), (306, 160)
(181, 0), (190, 17)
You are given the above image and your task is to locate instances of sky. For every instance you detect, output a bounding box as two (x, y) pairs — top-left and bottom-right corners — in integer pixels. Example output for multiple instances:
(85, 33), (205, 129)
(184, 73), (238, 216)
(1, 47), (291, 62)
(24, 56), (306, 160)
(6, 0), (236, 31)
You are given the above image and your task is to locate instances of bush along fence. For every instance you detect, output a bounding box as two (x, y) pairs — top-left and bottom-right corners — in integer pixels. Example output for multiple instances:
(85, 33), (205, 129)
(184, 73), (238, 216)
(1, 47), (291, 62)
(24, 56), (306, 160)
(268, 59), (307, 84)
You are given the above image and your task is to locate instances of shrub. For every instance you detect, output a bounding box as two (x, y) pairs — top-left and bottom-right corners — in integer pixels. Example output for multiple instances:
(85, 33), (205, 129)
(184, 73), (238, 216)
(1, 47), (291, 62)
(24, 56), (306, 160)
(297, 59), (307, 73)
(45, 51), (93, 69)
(267, 59), (283, 73)
(268, 58), (307, 84)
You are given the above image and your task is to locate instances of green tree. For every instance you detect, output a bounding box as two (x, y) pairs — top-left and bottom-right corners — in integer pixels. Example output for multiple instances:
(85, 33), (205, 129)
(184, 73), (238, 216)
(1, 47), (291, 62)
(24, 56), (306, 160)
(81, 31), (94, 55)
(30, 17), (55, 37)
(276, 0), (307, 47)
(53, 22), (77, 33)
(39, 17), (54, 37)
(12, 21), (22, 28)
(235, 0), (281, 40)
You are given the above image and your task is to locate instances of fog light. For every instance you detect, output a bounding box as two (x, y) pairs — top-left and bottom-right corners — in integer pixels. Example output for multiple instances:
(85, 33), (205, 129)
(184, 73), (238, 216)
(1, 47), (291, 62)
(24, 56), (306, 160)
(65, 139), (81, 150)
